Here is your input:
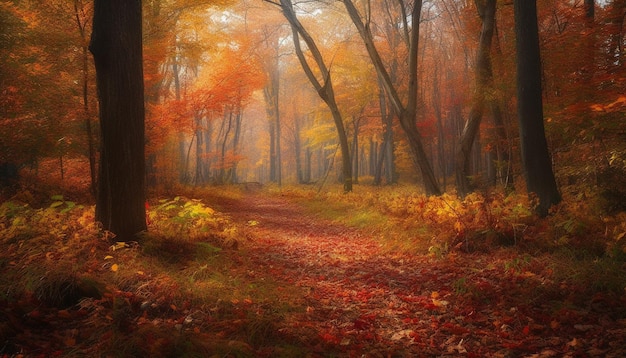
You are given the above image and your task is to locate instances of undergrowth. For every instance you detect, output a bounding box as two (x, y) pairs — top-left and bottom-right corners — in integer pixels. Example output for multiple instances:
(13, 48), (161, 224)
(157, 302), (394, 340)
(1, 182), (625, 356)
(275, 183), (626, 297)
(0, 190), (306, 357)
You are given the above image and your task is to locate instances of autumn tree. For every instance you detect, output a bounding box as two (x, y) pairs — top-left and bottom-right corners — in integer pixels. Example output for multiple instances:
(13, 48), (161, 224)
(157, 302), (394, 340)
(455, 0), (499, 196)
(343, 0), (441, 195)
(90, 0), (147, 240)
(258, 25), (286, 185)
(274, 0), (353, 192)
(514, 0), (561, 216)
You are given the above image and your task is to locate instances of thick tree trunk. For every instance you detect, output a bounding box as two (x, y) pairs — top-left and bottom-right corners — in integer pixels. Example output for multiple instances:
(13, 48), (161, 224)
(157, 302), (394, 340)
(514, 0), (561, 216)
(90, 0), (147, 241)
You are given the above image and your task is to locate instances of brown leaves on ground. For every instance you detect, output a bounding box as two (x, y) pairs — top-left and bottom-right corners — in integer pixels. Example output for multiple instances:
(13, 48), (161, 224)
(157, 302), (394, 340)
(215, 193), (626, 357)
(2, 190), (626, 357)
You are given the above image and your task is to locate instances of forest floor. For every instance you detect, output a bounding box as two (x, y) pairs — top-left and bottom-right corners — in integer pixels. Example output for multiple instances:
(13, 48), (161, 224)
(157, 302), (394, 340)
(208, 191), (626, 357)
(2, 188), (626, 357)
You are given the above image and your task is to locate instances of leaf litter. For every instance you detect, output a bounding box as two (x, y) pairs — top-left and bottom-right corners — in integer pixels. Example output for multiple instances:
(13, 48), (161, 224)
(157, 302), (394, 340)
(1, 191), (625, 357)
(214, 192), (626, 357)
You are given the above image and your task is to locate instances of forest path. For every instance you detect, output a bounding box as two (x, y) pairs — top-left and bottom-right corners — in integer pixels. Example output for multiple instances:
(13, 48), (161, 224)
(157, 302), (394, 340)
(210, 191), (498, 356)
(209, 191), (626, 357)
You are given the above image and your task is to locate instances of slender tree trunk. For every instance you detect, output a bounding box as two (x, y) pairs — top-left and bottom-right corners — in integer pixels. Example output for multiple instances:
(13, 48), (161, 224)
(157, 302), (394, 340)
(304, 146), (312, 183)
(172, 58), (188, 184)
(194, 112), (204, 185)
(279, 0), (352, 192)
(204, 117), (212, 182)
(90, 0), (146, 241)
(231, 106), (243, 184)
(74, 1), (97, 197)
(369, 139), (377, 178)
(275, 101), (282, 186)
(489, 99), (511, 187)
(514, 0), (561, 216)
(343, 0), (440, 195)
(268, 118), (276, 182)
(456, 0), (497, 196)
(432, 67), (447, 191)
(220, 110), (233, 184)
(294, 115), (303, 183)
(374, 76), (395, 185)
(351, 116), (361, 185)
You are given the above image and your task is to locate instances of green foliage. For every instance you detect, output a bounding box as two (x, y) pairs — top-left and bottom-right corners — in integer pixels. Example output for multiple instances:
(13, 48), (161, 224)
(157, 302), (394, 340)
(148, 196), (239, 248)
(0, 195), (93, 244)
(49, 194), (81, 214)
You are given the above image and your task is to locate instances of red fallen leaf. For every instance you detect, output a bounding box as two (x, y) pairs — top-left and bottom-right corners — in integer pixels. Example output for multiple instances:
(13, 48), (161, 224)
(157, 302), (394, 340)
(442, 322), (470, 335)
(353, 318), (370, 330)
(502, 340), (524, 349)
(320, 332), (340, 344)
(522, 325), (530, 335)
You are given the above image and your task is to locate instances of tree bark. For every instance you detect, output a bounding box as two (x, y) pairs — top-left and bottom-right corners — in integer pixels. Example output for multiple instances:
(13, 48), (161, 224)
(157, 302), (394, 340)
(90, 0), (147, 241)
(514, 0), (561, 216)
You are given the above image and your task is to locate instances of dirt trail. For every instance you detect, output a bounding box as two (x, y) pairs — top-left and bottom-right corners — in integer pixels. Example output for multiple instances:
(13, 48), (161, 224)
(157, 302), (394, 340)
(212, 192), (626, 357)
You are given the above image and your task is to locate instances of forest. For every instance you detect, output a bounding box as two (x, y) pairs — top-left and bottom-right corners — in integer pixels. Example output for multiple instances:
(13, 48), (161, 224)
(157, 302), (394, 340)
(1, 0), (625, 356)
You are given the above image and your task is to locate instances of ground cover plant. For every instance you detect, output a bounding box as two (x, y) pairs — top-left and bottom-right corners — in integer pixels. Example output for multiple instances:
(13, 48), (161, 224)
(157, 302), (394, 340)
(1, 182), (626, 357)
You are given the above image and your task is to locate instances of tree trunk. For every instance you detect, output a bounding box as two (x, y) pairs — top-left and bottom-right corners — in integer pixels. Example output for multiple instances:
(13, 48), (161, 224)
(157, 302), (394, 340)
(268, 118), (277, 182)
(351, 115), (360, 185)
(489, 99), (511, 187)
(231, 106), (243, 184)
(279, 0), (352, 192)
(432, 67), (447, 191)
(456, 0), (497, 196)
(90, 0), (147, 241)
(514, 0), (561, 216)
(194, 112), (204, 185)
(294, 115), (303, 183)
(204, 117), (212, 182)
(263, 44), (281, 185)
(74, 0), (97, 197)
(220, 109), (233, 184)
(343, 0), (439, 195)
(304, 146), (312, 183)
